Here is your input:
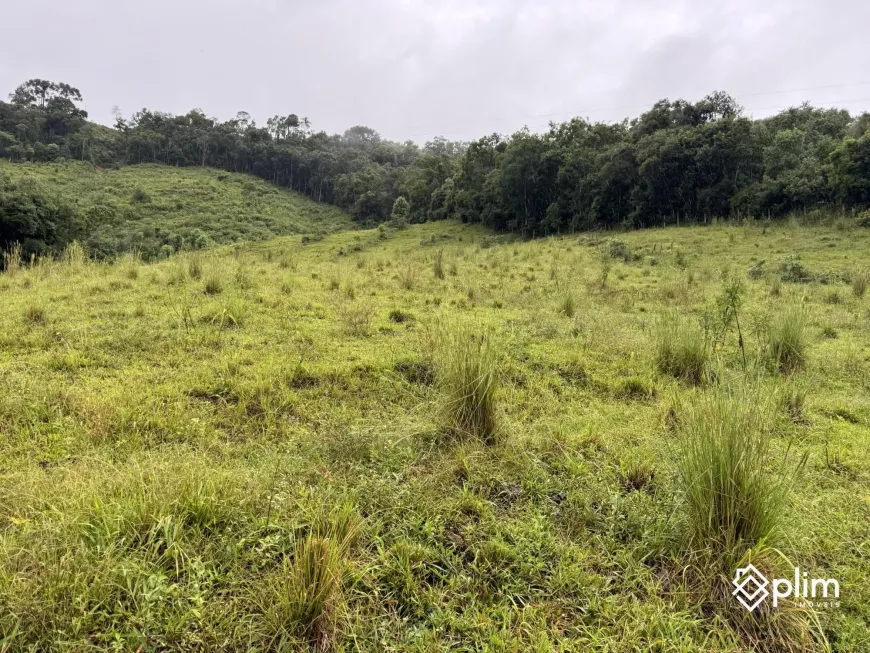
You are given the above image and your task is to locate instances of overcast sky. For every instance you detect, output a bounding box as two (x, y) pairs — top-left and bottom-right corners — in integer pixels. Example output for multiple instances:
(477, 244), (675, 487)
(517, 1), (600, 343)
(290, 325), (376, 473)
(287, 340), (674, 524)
(2, 0), (869, 142)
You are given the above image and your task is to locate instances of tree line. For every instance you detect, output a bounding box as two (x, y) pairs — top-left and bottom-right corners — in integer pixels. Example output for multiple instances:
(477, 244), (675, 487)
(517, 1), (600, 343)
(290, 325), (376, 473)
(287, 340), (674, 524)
(2, 79), (870, 247)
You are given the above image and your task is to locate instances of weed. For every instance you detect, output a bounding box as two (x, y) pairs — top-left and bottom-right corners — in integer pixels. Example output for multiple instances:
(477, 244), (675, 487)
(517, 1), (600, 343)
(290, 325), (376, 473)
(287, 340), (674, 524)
(769, 276), (782, 297)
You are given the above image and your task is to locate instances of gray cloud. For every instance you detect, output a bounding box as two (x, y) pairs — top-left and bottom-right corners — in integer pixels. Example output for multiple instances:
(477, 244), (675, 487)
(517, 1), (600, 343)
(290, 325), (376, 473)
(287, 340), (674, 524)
(2, 0), (868, 142)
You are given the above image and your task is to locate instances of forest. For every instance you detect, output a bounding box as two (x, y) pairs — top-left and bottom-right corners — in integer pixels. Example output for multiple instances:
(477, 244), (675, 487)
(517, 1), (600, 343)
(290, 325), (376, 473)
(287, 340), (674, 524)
(2, 78), (870, 255)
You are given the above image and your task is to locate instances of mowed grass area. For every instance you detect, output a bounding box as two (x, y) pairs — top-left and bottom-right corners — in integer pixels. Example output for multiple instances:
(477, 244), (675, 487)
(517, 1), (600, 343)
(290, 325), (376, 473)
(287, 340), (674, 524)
(1, 219), (869, 651)
(0, 161), (351, 257)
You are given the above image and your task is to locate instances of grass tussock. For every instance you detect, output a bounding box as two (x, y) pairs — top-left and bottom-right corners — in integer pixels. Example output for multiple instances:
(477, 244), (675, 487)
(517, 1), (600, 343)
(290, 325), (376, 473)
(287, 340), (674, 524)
(433, 249), (445, 280)
(851, 268), (868, 298)
(654, 312), (710, 384)
(435, 323), (500, 444)
(763, 305), (808, 374)
(259, 506), (359, 651)
(558, 292), (576, 318)
(203, 274), (224, 295)
(675, 385), (803, 551)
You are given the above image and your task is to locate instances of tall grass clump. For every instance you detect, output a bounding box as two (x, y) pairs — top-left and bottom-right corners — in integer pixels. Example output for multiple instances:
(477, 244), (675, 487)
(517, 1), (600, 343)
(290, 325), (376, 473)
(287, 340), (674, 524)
(203, 274), (224, 295)
(62, 240), (87, 269)
(4, 241), (22, 275)
(676, 386), (800, 551)
(852, 268), (868, 298)
(433, 249), (445, 280)
(260, 506), (358, 651)
(436, 323), (500, 444)
(674, 385), (816, 651)
(188, 255), (203, 280)
(763, 305), (808, 374)
(654, 312), (709, 384)
(558, 292), (576, 318)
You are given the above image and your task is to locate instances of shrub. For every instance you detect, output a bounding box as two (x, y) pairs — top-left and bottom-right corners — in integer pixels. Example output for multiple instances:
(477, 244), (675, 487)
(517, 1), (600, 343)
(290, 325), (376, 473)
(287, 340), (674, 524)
(606, 239), (631, 262)
(675, 386), (802, 551)
(747, 260), (765, 280)
(778, 255), (812, 283)
(437, 323), (500, 443)
(763, 305), (808, 374)
(654, 312), (709, 384)
(131, 187), (151, 204)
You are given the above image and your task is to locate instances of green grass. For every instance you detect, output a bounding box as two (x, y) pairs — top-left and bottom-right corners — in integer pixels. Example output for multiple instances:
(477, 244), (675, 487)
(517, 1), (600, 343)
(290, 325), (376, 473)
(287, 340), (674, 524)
(654, 311), (710, 384)
(764, 304), (809, 374)
(0, 219), (869, 650)
(0, 160), (351, 258)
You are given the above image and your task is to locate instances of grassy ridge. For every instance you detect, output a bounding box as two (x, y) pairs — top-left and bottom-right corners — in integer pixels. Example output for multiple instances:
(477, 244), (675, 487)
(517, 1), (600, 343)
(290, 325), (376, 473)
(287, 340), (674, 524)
(0, 161), (351, 258)
(0, 220), (869, 650)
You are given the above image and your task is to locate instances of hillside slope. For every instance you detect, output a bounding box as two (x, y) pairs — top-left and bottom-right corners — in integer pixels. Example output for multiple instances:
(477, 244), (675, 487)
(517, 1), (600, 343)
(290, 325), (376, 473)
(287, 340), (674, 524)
(0, 161), (352, 258)
(0, 219), (868, 649)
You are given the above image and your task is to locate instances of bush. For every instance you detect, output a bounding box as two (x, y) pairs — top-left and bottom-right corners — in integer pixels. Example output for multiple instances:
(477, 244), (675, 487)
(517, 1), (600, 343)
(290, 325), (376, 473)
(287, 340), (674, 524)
(763, 305), (808, 374)
(675, 386), (802, 551)
(747, 260), (765, 280)
(606, 239), (631, 262)
(778, 255), (812, 283)
(131, 187), (151, 204)
(654, 312), (709, 384)
(437, 324), (499, 443)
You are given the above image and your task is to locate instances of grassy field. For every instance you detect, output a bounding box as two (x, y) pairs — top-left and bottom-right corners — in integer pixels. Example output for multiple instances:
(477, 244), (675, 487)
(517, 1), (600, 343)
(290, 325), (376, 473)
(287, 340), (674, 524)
(0, 161), (351, 258)
(1, 217), (869, 651)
